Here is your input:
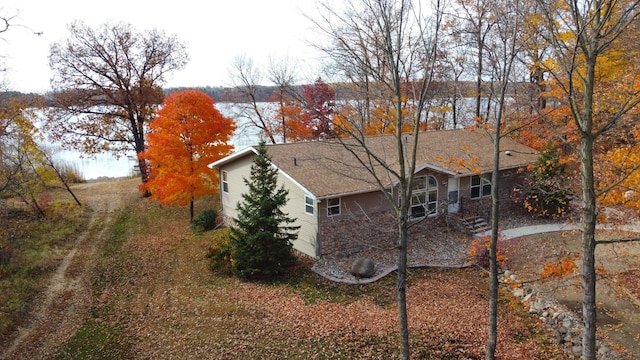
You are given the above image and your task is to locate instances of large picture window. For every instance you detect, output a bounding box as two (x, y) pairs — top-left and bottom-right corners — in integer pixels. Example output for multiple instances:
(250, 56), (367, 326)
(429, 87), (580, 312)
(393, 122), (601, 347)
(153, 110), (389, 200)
(470, 175), (491, 199)
(327, 197), (341, 216)
(410, 175), (438, 219)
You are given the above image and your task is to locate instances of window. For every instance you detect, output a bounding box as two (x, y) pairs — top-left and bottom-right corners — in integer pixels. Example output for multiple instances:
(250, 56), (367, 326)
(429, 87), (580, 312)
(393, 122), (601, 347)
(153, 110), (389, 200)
(410, 175), (438, 219)
(470, 175), (491, 199)
(327, 197), (340, 216)
(305, 196), (314, 215)
(221, 170), (229, 193)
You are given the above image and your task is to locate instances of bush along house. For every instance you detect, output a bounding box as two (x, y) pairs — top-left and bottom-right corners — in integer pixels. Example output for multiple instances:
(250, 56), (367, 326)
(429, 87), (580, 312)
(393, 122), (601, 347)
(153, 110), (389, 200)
(209, 129), (539, 259)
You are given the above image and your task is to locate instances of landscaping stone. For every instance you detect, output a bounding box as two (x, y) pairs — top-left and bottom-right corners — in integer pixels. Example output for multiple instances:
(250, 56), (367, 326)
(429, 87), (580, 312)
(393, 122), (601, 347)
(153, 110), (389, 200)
(350, 258), (375, 278)
(499, 271), (626, 360)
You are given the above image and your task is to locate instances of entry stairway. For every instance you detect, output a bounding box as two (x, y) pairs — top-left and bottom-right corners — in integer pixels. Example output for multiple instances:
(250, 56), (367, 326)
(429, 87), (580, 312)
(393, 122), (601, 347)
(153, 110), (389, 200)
(461, 216), (491, 236)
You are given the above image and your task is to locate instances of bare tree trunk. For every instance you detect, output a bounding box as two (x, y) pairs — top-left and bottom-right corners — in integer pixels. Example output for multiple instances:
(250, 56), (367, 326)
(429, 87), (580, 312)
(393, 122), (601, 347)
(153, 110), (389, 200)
(475, 42), (484, 123)
(486, 131), (500, 360)
(577, 48), (597, 360)
(138, 155), (151, 197)
(580, 135), (597, 360)
(397, 214), (410, 359)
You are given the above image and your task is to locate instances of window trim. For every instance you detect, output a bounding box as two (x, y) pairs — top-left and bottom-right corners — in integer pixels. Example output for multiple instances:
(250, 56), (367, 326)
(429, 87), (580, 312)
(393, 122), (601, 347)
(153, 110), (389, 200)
(305, 195), (314, 215)
(409, 175), (438, 219)
(470, 174), (491, 199)
(221, 170), (229, 193)
(327, 197), (341, 216)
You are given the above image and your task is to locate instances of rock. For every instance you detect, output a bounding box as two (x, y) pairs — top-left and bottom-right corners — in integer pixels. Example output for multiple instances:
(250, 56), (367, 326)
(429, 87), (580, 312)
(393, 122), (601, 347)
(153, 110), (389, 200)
(513, 288), (525, 298)
(529, 298), (549, 314)
(523, 293), (533, 302)
(598, 345), (611, 356)
(350, 258), (375, 278)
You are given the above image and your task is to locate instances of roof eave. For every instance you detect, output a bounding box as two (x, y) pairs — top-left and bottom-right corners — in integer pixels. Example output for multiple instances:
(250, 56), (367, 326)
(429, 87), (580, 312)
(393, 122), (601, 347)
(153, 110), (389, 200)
(208, 146), (257, 169)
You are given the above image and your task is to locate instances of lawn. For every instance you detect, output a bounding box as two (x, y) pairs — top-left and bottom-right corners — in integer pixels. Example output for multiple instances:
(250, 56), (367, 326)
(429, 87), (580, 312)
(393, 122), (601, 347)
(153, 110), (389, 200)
(69, 191), (565, 359)
(2, 179), (567, 359)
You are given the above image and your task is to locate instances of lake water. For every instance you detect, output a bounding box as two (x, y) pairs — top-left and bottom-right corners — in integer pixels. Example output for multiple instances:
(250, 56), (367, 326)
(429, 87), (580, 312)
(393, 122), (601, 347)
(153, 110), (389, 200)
(47, 98), (475, 180)
(50, 103), (262, 180)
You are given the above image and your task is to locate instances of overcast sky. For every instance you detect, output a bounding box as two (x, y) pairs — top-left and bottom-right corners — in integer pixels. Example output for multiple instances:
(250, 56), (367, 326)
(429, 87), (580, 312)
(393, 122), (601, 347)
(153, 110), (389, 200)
(2, 0), (325, 93)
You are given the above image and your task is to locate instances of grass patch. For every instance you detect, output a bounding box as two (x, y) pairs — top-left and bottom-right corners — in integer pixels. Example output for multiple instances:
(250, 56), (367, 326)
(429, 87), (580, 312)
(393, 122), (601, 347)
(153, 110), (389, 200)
(53, 321), (133, 360)
(102, 208), (131, 258)
(0, 202), (88, 340)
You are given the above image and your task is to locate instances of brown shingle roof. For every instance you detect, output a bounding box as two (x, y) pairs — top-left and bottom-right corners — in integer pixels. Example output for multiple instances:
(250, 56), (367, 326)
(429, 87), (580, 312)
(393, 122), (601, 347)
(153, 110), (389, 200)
(262, 129), (538, 198)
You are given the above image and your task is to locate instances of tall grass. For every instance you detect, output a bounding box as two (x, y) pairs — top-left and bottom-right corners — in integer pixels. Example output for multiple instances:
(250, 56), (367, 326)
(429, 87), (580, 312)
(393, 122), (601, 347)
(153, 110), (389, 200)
(54, 160), (85, 183)
(0, 201), (88, 341)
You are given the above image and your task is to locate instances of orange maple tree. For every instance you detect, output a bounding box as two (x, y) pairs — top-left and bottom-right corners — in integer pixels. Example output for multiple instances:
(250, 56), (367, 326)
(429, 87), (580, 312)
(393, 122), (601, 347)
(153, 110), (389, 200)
(139, 90), (236, 221)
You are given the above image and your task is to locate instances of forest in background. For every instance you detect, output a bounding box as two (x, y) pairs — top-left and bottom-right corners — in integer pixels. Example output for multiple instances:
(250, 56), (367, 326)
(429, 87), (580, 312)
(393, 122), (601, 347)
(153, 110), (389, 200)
(2, 80), (493, 104)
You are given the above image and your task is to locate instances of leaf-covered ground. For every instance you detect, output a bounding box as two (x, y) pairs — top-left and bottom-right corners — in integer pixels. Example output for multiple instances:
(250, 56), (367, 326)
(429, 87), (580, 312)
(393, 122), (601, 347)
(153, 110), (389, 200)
(502, 230), (640, 358)
(80, 187), (565, 359)
(4, 178), (570, 359)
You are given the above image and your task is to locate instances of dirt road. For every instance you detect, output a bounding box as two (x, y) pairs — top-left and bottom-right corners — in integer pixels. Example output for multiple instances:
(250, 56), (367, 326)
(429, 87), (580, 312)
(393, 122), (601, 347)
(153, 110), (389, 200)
(1, 178), (140, 360)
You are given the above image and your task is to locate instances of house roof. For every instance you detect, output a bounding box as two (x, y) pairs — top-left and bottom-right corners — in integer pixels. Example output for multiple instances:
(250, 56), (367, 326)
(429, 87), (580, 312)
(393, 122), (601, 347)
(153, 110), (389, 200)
(211, 129), (539, 199)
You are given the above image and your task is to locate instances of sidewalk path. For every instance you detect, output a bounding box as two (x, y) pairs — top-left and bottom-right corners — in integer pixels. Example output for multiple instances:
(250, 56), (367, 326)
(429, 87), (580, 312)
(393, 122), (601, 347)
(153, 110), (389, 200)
(476, 222), (640, 240)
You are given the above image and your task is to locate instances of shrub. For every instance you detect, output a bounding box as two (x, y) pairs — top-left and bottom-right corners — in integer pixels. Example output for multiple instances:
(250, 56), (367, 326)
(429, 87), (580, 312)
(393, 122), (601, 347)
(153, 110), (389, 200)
(206, 230), (233, 274)
(512, 142), (573, 219)
(191, 209), (218, 232)
(469, 236), (509, 270)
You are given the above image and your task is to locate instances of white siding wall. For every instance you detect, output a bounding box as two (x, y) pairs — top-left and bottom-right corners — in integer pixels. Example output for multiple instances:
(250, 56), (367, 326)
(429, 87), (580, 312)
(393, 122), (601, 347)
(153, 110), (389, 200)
(218, 154), (319, 258)
(219, 155), (253, 220)
(278, 173), (319, 258)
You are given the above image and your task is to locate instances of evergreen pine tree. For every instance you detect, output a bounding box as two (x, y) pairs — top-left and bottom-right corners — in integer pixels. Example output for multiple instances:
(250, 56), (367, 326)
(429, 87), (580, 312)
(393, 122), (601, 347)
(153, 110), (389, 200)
(228, 140), (299, 279)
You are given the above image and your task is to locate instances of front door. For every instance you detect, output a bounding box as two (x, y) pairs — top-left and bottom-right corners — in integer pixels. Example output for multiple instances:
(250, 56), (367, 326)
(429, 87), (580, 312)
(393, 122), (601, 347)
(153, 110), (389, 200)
(447, 177), (460, 214)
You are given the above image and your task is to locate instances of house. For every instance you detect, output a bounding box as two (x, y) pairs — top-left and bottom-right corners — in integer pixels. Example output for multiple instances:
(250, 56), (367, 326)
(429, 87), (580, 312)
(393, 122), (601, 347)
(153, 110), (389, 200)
(209, 129), (539, 259)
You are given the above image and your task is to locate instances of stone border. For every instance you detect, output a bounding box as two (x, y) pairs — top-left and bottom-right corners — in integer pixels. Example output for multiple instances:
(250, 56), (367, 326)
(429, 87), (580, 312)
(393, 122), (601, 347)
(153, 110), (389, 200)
(501, 270), (627, 359)
(311, 261), (472, 285)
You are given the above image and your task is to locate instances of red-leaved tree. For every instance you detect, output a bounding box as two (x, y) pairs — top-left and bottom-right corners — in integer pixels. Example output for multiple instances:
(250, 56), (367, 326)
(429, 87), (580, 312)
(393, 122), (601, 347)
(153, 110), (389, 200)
(140, 90), (236, 221)
(301, 78), (336, 139)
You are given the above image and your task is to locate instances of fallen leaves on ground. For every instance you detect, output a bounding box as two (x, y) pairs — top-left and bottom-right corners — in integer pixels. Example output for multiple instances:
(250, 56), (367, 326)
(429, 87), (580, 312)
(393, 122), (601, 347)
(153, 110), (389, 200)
(93, 196), (565, 359)
(618, 270), (640, 300)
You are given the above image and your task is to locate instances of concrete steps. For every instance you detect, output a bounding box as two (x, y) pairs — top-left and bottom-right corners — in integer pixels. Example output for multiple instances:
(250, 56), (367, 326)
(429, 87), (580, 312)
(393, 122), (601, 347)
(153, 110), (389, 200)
(461, 216), (490, 235)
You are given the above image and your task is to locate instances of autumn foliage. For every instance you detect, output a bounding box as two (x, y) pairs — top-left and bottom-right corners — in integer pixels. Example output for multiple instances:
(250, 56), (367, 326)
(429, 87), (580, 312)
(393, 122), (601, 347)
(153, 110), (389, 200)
(272, 78), (337, 141)
(540, 252), (580, 280)
(139, 90), (235, 220)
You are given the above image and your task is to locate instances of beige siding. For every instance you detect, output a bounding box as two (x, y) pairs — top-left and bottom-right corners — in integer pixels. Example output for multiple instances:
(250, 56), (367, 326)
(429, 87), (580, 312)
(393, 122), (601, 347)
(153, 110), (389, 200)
(317, 171), (449, 223)
(219, 155), (254, 220)
(279, 173), (318, 258)
(218, 154), (319, 258)
(318, 191), (391, 222)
